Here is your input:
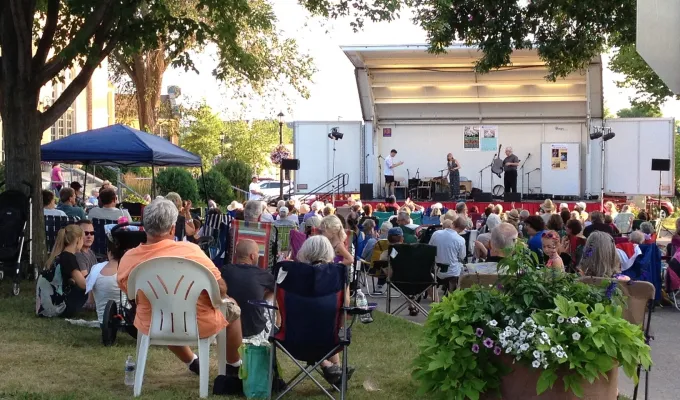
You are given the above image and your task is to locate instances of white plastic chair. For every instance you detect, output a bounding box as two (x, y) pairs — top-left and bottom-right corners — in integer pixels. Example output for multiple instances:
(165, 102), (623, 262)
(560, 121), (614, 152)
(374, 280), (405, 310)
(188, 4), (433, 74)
(127, 256), (228, 398)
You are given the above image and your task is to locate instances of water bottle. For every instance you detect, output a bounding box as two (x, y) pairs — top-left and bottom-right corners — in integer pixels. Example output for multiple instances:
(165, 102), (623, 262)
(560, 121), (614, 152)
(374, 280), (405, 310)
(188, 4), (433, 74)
(356, 289), (372, 323)
(124, 355), (136, 387)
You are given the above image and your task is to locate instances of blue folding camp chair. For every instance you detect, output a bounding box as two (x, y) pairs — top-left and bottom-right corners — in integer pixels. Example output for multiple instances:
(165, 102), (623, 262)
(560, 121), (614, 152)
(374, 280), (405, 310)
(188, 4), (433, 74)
(254, 261), (375, 399)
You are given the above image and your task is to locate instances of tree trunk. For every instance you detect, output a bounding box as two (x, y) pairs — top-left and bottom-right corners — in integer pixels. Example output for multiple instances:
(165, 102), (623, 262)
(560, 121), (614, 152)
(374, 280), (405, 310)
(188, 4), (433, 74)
(132, 49), (166, 133)
(1, 81), (47, 270)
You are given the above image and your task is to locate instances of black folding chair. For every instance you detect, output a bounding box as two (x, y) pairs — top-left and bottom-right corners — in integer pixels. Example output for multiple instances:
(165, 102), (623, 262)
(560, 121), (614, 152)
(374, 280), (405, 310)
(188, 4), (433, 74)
(90, 218), (117, 259)
(44, 215), (78, 253)
(386, 243), (438, 316)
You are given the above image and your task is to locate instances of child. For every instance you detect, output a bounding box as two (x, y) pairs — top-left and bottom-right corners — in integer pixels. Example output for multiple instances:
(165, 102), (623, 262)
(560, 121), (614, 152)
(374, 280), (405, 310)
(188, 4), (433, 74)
(541, 230), (564, 271)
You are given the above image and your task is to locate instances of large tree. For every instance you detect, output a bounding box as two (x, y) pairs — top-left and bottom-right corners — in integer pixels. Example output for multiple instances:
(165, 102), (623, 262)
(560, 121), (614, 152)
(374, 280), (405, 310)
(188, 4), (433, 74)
(616, 104), (662, 118)
(0, 0), (406, 265)
(111, 0), (315, 133)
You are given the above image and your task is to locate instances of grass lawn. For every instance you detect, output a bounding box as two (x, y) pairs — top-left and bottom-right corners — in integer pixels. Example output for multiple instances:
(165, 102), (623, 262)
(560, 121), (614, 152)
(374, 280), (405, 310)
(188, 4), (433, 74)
(0, 282), (422, 399)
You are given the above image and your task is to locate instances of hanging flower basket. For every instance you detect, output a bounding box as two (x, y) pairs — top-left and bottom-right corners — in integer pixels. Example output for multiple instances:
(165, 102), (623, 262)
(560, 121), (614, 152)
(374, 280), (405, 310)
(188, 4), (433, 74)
(270, 144), (291, 165)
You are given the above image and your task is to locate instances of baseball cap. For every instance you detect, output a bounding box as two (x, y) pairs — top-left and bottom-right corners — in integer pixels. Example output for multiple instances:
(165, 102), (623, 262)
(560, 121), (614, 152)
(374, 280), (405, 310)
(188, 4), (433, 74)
(388, 227), (404, 237)
(279, 206), (288, 214)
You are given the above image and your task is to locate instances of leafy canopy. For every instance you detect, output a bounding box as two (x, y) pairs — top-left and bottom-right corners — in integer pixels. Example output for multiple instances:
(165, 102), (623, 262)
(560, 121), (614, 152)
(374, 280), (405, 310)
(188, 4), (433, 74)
(179, 104), (225, 170)
(221, 119), (293, 174)
(616, 104), (662, 118)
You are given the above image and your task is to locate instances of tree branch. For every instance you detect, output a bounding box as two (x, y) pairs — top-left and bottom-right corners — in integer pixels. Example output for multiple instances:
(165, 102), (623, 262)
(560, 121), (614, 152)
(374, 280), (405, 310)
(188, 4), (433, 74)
(32, 0), (60, 74)
(39, 28), (121, 131)
(113, 51), (136, 83)
(8, 0), (32, 78)
(37, 0), (114, 87)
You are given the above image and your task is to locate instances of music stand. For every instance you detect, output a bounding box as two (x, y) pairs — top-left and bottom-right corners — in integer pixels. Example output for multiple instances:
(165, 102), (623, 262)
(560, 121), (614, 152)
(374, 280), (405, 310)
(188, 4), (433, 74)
(652, 158), (672, 235)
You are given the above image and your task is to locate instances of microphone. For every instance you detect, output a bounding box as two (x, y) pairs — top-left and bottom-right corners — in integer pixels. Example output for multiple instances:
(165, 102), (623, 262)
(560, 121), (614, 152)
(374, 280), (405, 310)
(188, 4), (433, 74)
(365, 154), (370, 158)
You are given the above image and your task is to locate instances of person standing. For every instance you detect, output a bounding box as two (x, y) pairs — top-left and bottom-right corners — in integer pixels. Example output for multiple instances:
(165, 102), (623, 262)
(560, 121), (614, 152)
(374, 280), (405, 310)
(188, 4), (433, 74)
(384, 149), (403, 198)
(502, 147), (520, 193)
(248, 175), (263, 201)
(446, 153), (461, 199)
(51, 163), (64, 193)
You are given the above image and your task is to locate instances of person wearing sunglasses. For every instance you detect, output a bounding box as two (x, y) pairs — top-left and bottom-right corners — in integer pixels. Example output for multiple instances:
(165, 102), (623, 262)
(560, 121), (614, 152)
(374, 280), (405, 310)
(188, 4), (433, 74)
(541, 230), (564, 270)
(75, 220), (97, 276)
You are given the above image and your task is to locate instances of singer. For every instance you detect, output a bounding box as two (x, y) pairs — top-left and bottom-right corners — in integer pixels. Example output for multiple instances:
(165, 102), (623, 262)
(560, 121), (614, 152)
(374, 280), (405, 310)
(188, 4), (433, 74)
(503, 147), (520, 193)
(384, 149), (404, 197)
(446, 153), (461, 198)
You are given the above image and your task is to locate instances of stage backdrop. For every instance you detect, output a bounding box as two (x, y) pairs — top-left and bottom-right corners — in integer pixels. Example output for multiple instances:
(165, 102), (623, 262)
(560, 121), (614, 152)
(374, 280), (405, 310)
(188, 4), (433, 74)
(540, 142), (581, 196)
(374, 122), (586, 194)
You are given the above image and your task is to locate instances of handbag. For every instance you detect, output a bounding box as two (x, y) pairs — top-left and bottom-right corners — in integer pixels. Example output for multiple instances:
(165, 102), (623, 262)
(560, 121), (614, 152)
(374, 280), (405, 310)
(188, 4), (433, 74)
(238, 344), (272, 399)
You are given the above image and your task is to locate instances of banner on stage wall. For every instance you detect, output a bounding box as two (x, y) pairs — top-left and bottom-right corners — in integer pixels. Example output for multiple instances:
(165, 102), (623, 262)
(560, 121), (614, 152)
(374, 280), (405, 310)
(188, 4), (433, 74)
(551, 144), (568, 170)
(480, 125), (498, 151)
(463, 126), (480, 151)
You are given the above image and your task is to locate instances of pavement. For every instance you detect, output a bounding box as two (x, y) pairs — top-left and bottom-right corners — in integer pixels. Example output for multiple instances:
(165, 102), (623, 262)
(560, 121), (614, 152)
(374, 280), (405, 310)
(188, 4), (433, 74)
(361, 228), (680, 399)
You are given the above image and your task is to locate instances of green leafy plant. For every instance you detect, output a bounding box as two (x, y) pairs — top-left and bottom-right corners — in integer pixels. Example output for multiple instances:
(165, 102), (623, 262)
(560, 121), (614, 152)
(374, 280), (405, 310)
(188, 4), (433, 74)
(156, 167), (198, 203)
(198, 169), (233, 207)
(413, 244), (651, 399)
(213, 159), (253, 200)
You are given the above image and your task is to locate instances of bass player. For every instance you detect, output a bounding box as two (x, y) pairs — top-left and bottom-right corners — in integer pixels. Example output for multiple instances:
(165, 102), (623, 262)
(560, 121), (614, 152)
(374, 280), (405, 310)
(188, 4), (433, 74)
(503, 147), (520, 193)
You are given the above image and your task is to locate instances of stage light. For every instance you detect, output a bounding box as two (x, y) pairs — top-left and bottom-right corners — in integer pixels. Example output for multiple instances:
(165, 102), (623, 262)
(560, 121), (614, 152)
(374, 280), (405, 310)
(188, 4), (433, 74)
(328, 127), (344, 140)
(603, 131), (616, 141)
(589, 131), (603, 140)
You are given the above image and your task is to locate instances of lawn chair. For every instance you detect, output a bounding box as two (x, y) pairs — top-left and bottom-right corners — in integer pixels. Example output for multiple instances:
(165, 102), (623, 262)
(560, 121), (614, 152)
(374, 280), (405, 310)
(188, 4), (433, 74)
(614, 212), (635, 235)
(290, 229), (306, 261)
(421, 215), (441, 226)
(579, 277), (654, 400)
(91, 218), (117, 260)
(410, 212), (423, 225)
(373, 211), (394, 228)
(127, 257), (229, 398)
(358, 239), (399, 299)
(623, 244), (662, 302)
(230, 220), (277, 269)
(254, 261), (375, 399)
(44, 215), (77, 252)
(274, 225), (295, 260)
(386, 243), (438, 316)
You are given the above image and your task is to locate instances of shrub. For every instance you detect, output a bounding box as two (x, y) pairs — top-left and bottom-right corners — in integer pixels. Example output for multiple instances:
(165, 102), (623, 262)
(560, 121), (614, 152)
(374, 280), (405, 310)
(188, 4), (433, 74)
(213, 159), (252, 198)
(198, 169), (233, 207)
(156, 167), (198, 203)
(84, 165), (119, 185)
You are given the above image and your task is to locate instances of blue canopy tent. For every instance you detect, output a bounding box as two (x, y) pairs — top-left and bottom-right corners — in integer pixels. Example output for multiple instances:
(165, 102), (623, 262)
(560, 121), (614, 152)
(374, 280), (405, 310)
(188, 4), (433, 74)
(40, 124), (206, 200)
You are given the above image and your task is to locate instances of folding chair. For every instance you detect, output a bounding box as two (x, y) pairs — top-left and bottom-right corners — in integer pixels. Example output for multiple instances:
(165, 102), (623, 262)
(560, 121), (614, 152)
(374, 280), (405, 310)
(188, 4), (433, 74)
(410, 212), (423, 225)
(44, 215), (76, 253)
(579, 277), (655, 400)
(358, 239), (400, 299)
(421, 215), (441, 226)
(458, 273), (499, 290)
(614, 212), (635, 235)
(386, 243), (438, 316)
(274, 225), (295, 260)
(254, 261), (375, 400)
(230, 220), (277, 269)
(373, 211), (394, 228)
(335, 206), (351, 220)
(290, 229), (306, 261)
(90, 218), (118, 259)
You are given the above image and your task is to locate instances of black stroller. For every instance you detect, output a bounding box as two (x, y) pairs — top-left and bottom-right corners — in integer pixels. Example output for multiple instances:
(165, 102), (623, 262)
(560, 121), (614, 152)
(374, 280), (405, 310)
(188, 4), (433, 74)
(0, 181), (32, 296)
(100, 222), (146, 346)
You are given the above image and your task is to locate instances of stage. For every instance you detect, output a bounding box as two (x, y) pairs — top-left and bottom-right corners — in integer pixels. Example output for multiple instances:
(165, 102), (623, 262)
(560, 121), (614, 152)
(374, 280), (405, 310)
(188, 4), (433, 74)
(333, 199), (602, 214)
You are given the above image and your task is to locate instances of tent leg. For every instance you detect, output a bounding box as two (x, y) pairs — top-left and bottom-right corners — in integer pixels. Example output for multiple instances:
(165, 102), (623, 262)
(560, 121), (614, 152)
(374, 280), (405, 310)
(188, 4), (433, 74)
(82, 163), (88, 203)
(151, 166), (156, 198)
(200, 165), (209, 209)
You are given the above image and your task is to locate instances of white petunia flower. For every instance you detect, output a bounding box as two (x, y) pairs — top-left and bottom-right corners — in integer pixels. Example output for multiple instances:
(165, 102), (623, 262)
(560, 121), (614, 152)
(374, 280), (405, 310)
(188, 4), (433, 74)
(508, 319), (515, 326)
(527, 332), (535, 339)
(584, 321), (592, 328)
(520, 343), (530, 351)
(532, 360), (541, 368)
(570, 317), (579, 324)
(572, 332), (581, 341)
(520, 330), (528, 338)
(541, 332), (549, 340)
(556, 345), (563, 351)
(538, 326), (545, 332)
(525, 317), (534, 324)
(489, 319), (498, 327)
(539, 339), (545, 345)
(504, 315), (510, 320)
(506, 347), (512, 354)
(533, 350), (541, 359)
(557, 316), (565, 323)
(550, 347), (557, 353)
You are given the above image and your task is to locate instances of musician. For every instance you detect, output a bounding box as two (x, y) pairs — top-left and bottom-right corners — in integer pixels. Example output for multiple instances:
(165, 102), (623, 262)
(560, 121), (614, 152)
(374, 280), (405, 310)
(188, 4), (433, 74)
(446, 153), (461, 199)
(503, 147), (520, 193)
(384, 149), (403, 197)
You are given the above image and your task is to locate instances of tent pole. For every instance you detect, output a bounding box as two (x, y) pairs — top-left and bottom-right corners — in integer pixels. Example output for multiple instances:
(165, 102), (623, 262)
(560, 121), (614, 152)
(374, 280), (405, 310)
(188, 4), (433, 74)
(200, 165), (209, 209)
(151, 166), (156, 197)
(82, 163), (88, 203)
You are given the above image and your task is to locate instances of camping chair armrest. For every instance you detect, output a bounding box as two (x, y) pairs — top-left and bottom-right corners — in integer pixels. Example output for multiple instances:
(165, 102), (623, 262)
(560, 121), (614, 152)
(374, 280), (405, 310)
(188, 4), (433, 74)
(247, 299), (278, 310)
(358, 258), (370, 265)
(343, 303), (378, 316)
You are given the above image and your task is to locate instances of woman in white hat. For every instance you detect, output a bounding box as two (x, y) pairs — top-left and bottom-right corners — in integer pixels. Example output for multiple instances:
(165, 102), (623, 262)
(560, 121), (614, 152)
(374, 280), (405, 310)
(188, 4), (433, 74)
(540, 199), (556, 225)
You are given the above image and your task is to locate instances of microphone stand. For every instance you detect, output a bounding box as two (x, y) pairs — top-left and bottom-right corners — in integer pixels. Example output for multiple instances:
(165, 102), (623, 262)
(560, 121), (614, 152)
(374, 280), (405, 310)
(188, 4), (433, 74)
(377, 156), (383, 199)
(479, 165), (491, 192)
(520, 154), (531, 200)
(526, 168), (540, 195)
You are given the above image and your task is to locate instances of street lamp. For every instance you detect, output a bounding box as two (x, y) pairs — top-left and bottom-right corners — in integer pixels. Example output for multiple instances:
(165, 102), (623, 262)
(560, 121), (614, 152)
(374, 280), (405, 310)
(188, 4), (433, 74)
(278, 111), (285, 200)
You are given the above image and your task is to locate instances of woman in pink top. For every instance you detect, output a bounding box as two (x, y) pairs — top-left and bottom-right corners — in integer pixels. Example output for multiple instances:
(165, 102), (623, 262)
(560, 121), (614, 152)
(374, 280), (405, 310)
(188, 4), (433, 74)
(51, 163), (64, 192)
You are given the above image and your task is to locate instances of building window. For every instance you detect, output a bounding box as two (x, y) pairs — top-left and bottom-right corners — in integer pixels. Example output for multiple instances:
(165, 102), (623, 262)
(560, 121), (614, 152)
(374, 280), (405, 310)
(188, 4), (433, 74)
(50, 69), (75, 141)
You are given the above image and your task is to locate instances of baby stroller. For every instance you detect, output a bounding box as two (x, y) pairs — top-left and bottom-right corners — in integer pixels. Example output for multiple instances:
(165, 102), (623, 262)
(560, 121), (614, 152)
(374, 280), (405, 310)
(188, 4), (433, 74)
(0, 181), (32, 296)
(100, 222), (146, 346)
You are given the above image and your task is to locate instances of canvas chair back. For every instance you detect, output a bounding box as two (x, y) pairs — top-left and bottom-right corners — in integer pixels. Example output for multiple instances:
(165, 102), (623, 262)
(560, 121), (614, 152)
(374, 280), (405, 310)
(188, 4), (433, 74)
(578, 277), (655, 326)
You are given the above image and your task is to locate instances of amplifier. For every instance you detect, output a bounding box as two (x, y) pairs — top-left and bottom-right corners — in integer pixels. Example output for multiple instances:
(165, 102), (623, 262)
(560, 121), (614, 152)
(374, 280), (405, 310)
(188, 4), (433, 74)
(394, 187), (407, 200)
(360, 183), (373, 200)
(473, 192), (493, 202)
(504, 193), (522, 202)
(433, 192), (449, 201)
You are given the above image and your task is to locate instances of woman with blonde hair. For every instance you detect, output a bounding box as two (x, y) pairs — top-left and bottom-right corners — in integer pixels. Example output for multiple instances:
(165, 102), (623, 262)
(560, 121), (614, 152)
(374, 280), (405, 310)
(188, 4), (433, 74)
(319, 215), (353, 266)
(165, 192), (196, 240)
(45, 224), (87, 317)
(604, 201), (618, 219)
(578, 231), (620, 277)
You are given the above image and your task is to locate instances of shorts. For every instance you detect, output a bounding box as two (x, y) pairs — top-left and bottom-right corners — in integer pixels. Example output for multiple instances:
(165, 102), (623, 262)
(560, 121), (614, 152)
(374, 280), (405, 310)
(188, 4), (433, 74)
(385, 175), (395, 183)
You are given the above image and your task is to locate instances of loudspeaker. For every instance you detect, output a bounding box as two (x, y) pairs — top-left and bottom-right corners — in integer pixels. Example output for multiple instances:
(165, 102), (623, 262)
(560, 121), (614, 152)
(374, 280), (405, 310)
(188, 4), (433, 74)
(651, 158), (670, 171)
(473, 192), (493, 202)
(433, 192), (449, 201)
(504, 193), (522, 202)
(360, 183), (373, 200)
(281, 158), (300, 170)
(394, 186), (407, 200)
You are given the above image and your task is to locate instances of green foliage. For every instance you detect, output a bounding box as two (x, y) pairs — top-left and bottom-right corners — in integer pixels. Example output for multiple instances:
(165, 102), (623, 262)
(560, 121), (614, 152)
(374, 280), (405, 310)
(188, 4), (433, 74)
(616, 104), (662, 118)
(676, 132), (680, 193)
(412, 244), (651, 399)
(123, 193), (148, 205)
(198, 169), (233, 207)
(213, 159), (253, 200)
(180, 104), (225, 170)
(221, 120), (292, 173)
(156, 167), (198, 203)
(609, 44), (679, 108)
(120, 167), (153, 178)
(84, 166), (119, 186)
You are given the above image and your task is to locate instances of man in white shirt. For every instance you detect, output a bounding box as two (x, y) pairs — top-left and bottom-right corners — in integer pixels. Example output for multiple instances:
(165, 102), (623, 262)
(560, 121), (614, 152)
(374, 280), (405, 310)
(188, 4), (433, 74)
(43, 190), (67, 217)
(384, 149), (403, 198)
(249, 176), (263, 201)
(429, 217), (467, 290)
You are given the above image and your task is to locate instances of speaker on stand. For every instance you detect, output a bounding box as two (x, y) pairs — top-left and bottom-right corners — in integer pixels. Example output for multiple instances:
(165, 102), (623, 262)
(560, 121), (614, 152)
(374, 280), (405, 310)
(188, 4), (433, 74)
(652, 158), (670, 220)
(360, 183), (374, 200)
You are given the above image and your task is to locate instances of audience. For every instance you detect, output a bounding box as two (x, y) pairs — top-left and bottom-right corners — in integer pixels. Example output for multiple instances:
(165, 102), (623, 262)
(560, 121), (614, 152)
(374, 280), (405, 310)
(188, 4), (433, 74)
(43, 190), (67, 217)
(561, 219), (586, 271)
(583, 211), (614, 238)
(541, 230), (564, 270)
(560, 209), (571, 226)
(603, 215), (620, 235)
(618, 230), (644, 272)
(505, 209), (520, 233)
(540, 199), (556, 225)
(467, 223), (517, 273)
(319, 215), (353, 266)
(455, 202), (473, 229)
(87, 189), (99, 206)
(57, 187), (87, 220)
(640, 221), (656, 244)
(579, 231), (620, 277)
(430, 218), (466, 291)
(385, 196), (399, 213)
(546, 214), (566, 238)
(604, 201), (618, 219)
(375, 203), (387, 212)
(574, 202), (589, 221)
(118, 199), (233, 376)
(525, 215), (546, 254)
(274, 207), (298, 228)
(88, 188), (131, 221)
(46, 224), (87, 317)
(75, 220), (97, 276)
(396, 211), (419, 244)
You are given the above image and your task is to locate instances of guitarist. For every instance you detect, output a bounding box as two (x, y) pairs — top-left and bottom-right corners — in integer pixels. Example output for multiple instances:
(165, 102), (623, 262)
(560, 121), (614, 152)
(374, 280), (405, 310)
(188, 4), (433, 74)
(503, 147), (520, 193)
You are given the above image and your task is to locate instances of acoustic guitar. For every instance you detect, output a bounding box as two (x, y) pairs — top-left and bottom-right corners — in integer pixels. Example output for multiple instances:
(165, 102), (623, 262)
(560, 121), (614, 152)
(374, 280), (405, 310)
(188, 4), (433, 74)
(491, 144), (504, 178)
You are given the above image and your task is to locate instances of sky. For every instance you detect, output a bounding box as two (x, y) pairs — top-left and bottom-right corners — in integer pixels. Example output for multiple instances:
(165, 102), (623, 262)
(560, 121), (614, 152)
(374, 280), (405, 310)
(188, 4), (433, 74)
(162, 2), (680, 122)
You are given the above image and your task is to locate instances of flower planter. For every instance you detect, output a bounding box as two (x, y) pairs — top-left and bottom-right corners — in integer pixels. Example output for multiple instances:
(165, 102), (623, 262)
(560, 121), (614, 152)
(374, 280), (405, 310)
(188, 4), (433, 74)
(481, 357), (618, 400)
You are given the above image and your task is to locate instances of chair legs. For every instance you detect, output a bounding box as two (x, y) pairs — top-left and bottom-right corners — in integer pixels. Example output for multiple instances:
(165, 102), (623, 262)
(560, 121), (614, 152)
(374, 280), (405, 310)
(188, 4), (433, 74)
(133, 334), (150, 397)
(197, 338), (211, 398)
(217, 329), (227, 376)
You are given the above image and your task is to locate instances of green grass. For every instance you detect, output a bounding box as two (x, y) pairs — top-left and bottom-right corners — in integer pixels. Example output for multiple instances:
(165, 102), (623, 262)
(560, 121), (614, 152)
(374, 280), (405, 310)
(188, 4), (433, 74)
(0, 282), (422, 399)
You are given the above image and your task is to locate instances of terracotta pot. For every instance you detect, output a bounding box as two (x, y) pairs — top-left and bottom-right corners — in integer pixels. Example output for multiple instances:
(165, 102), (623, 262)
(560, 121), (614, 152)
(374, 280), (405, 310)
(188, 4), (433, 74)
(481, 357), (618, 400)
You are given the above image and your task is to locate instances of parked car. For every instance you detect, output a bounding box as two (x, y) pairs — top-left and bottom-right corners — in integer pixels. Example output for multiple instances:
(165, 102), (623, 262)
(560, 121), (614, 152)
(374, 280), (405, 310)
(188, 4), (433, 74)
(259, 180), (293, 204)
(606, 195), (674, 219)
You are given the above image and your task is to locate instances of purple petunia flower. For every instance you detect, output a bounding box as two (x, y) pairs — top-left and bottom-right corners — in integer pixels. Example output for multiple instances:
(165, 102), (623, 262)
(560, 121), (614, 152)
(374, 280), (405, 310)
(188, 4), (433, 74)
(605, 281), (617, 299)
(494, 346), (502, 356)
(471, 344), (480, 353)
(583, 247), (594, 259)
(476, 328), (484, 337)
(483, 338), (494, 348)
